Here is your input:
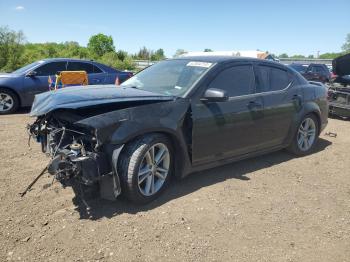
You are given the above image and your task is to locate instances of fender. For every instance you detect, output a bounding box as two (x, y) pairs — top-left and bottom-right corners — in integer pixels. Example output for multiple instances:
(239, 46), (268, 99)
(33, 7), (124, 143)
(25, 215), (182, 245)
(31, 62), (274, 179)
(75, 98), (193, 178)
(284, 100), (322, 146)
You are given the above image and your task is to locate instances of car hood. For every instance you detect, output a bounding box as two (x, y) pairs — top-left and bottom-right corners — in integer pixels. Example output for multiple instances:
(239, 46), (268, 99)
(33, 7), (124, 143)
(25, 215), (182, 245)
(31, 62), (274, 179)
(0, 73), (19, 78)
(30, 85), (175, 116)
(333, 53), (350, 76)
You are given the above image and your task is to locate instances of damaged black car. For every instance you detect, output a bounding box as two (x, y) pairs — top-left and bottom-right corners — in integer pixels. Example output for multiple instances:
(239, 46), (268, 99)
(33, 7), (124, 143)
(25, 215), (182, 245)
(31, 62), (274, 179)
(28, 56), (328, 204)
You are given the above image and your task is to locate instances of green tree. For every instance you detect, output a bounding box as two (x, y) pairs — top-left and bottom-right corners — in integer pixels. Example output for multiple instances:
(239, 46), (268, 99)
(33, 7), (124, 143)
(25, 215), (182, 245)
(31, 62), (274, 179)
(290, 54), (306, 59)
(87, 33), (115, 58)
(307, 54), (314, 59)
(204, 48), (213, 52)
(342, 33), (350, 52)
(319, 52), (343, 59)
(278, 53), (288, 58)
(116, 50), (128, 61)
(151, 48), (165, 61)
(0, 26), (26, 71)
(173, 49), (187, 57)
(136, 46), (151, 60)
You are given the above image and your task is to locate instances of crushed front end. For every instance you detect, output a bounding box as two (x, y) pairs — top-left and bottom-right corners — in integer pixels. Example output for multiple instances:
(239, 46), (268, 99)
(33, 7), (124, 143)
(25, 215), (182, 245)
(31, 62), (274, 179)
(27, 111), (121, 204)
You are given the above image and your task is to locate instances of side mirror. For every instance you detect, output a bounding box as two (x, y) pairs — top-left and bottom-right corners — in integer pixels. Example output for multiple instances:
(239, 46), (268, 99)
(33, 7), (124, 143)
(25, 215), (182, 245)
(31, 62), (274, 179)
(26, 71), (37, 77)
(201, 88), (229, 102)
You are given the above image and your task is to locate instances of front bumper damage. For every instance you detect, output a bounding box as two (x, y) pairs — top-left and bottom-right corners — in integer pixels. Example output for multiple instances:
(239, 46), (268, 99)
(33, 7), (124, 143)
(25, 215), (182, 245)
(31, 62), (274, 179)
(328, 86), (350, 118)
(27, 117), (123, 204)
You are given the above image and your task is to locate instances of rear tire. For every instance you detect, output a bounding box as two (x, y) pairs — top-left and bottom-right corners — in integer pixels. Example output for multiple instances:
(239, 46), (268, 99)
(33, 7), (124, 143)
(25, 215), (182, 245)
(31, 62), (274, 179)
(118, 134), (173, 204)
(287, 114), (319, 156)
(0, 88), (19, 114)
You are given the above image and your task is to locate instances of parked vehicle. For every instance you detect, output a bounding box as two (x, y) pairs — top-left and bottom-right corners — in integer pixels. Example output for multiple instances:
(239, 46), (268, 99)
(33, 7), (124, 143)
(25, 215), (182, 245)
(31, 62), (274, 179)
(28, 56), (328, 205)
(288, 63), (308, 74)
(0, 58), (133, 114)
(328, 53), (350, 118)
(302, 63), (331, 83)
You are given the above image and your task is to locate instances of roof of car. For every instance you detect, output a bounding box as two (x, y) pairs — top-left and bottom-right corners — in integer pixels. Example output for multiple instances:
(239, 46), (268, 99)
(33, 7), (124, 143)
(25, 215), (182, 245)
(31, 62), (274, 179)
(308, 63), (328, 66)
(172, 55), (281, 65)
(40, 58), (94, 63)
(37, 58), (119, 72)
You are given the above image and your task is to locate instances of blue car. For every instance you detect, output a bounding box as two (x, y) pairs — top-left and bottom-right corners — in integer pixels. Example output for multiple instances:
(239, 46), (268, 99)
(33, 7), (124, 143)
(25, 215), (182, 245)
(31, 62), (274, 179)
(0, 58), (133, 114)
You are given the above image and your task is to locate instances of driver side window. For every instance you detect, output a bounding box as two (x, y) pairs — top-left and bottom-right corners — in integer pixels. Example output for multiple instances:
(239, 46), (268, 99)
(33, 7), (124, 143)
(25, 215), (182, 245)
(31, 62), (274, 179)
(208, 65), (255, 97)
(35, 62), (67, 76)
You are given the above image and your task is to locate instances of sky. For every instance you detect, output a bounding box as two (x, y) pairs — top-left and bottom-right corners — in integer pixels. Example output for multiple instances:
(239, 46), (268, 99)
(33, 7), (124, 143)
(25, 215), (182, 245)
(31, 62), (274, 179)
(0, 0), (349, 57)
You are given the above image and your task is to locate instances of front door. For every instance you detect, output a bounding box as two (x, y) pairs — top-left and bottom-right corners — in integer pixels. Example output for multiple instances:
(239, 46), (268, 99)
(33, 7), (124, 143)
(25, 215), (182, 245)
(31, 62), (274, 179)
(191, 63), (265, 166)
(23, 61), (68, 103)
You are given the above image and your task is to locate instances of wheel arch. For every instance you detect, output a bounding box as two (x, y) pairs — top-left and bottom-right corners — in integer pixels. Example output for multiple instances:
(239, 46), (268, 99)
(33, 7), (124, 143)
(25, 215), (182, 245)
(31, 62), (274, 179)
(119, 130), (190, 179)
(301, 102), (322, 135)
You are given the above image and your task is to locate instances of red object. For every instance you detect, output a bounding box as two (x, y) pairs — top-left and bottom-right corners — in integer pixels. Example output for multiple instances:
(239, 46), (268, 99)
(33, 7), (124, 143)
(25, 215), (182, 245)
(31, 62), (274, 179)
(115, 76), (120, 86)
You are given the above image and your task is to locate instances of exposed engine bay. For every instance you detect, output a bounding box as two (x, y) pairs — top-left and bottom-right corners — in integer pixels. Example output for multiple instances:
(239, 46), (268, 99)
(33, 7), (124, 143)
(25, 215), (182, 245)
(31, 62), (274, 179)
(28, 113), (110, 187)
(26, 109), (120, 209)
(328, 53), (350, 118)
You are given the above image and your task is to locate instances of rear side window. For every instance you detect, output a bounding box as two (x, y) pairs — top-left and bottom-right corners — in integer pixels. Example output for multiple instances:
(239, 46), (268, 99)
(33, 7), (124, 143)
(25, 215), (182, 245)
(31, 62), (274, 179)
(315, 66), (327, 74)
(259, 66), (291, 92)
(208, 65), (255, 97)
(35, 62), (67, 76)
(67, 62), (98, 74)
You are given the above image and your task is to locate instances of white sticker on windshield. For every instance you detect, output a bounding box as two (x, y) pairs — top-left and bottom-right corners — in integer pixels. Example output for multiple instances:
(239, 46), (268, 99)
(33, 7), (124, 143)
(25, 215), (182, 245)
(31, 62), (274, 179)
(174, 85), (183, 90)
(187, 61), (212, 68)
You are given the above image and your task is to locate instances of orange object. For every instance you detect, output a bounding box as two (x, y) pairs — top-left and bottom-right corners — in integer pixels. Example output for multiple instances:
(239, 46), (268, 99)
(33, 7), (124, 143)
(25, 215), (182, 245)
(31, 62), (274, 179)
(52, 71), (88, 90)
(115, 76), (120, 86)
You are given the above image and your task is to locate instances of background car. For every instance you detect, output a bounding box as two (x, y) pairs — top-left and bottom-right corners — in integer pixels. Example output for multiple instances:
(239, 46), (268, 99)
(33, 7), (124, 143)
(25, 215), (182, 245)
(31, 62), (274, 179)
(302, 63), (331, 83)
(0, 58), (133, 114)
(288, 63), (308, 74)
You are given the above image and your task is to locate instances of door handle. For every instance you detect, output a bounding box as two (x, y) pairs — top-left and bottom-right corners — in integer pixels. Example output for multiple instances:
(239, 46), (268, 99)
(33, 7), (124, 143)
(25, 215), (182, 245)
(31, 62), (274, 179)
(292, 94), (302, 101)
(247, 101), (262, 109)
(292, 95), (302, 108)
(93, 78), (101, 83)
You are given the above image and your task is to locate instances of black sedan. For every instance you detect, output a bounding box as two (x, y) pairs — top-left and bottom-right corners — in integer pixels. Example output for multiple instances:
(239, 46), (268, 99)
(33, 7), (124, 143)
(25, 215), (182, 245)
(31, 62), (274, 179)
(28, 56), (328, 205)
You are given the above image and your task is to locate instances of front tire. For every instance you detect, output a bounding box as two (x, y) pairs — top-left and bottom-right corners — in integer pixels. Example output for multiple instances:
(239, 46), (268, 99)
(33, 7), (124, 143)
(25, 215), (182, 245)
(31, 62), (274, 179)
(0, 88), (19, 115)
(288, 114), (319, 156)
(118, 134), (173, 204)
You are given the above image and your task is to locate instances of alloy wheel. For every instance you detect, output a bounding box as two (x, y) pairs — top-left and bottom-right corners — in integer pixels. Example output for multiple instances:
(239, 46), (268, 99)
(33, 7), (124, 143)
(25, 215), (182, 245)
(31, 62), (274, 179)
(137, 143), (170, 196)
(0, 93), (14, 112)
(297, 117), (316, 151)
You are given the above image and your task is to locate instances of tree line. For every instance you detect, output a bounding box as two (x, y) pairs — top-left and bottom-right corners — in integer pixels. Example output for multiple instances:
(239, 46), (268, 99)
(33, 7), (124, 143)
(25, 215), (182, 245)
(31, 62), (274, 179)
(0, 26), (166, 72)
(0, 25), (349, 72)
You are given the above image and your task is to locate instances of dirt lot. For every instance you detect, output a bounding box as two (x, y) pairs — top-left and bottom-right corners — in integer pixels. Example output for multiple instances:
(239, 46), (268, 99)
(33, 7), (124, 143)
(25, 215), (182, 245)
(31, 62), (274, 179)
(0, 113), (349, 262)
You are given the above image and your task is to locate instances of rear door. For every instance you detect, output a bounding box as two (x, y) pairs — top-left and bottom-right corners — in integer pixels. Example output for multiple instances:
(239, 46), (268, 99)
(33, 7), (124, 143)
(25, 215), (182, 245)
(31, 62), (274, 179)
(304, 66), (318, 81)
(66, 61), (106, 85)
(192, 63), (265, 165)
(256, 63), (302, 148)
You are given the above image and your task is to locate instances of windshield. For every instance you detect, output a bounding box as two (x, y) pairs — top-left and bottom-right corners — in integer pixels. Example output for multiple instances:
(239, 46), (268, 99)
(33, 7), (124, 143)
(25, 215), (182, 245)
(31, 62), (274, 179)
(12, 61), (43, 74)
(121, 59), (213, 97)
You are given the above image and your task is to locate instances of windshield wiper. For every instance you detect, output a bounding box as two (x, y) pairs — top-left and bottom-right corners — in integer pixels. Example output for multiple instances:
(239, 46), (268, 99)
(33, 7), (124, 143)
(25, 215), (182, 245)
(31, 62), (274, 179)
(121, 85), (139, 89)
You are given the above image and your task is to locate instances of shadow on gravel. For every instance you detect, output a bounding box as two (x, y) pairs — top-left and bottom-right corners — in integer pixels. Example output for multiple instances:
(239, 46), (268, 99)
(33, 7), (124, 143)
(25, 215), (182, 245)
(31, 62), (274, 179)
(75, 138), (332, 220)
(13, 107), (31, 115)
(329, 114), (350, 121)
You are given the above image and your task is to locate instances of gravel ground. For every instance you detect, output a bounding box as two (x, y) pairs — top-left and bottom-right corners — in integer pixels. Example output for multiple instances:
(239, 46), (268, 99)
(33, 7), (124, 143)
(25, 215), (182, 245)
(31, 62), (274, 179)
(0, 113), (349, 262)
